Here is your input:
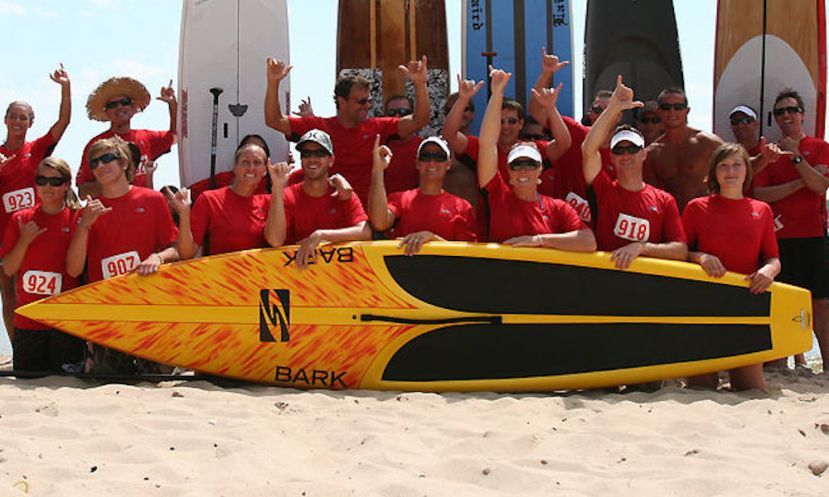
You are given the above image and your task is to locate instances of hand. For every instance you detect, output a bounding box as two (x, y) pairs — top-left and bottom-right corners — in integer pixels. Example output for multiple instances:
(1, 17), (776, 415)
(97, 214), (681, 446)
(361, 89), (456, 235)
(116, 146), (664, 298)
(18, 219), (47, 246)
(456, 74), (484, 100)
(144, 160), (157, 177)
(609, 75), (643, 112)
(759, 141), (791, 164)
(372, 134), (393, 172)
(540, 47), (569, 75)
(136, 253), (163, 276)
(49, 63), (70, 87)
(293, 96), (314, 117)
(503, 235), (543, 247)
(531, 84), (563, 110)
(778, 136), (801, 154)
(746, 265), (775, 294)
(164, 186), (191, 214)
(267, 161), (291, 189)
(488, 65), (511, 92)
(610, 241), (645, 269)
(78, 195), (112, 228)
(0, 152), (16, 173)
(814, 164), (829, 175)
(295, 231), (323, 270)
(398, 231), (437, 255)
(328, 173), (353, 200)
(400, 55), (429, 84)
(157, 79), (176, 105)
(266, 58), (293, 84)
(698, 253), (726, 278)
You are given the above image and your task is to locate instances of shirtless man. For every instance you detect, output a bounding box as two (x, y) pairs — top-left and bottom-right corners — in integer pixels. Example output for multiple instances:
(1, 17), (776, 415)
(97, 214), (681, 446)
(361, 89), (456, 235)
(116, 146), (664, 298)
(644, 87), (723, 210)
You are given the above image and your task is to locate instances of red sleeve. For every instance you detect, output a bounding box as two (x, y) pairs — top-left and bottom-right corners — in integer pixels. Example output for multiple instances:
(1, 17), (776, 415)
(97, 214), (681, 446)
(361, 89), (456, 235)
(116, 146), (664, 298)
(343, 195), (368, 225)
(590, 169), (612, 195)
(759, 203), (779, 260)
(30, 133), (58, 159)
(147, 130), (175, 160)
(387, 191), (404, 218)
(751, 163), (772, 189)
(483, 172), (509, 204)
(287, 116), (325, 140)
(282, 186), (297, 242)
(155, 195), (178, 248)
(680, 201), (701, 250)
(454, 203), (478, 242)
(661, 194), (687, 243)
(189, 193), (211, 247)
(77, 138), (95, 185)
(551, 199), (586, 232)
(463, 135), (480, 162)
(287, 167), (304, 185)
(0, 211), (22, 258)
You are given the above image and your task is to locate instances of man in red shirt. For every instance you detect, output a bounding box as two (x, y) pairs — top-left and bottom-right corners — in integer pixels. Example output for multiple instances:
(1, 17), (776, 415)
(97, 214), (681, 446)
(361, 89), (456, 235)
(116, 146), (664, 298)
(368, 135), (476, 254)
(77, 77), (177, 198)
(1, 64), (72, 337)
(381, 95), (422, 195)
(728, 105), (786, 178)
(752, 88), (829, 371)
(264, 57), (431, 205)
(265, 129), (371, 269)
(582, 76), (688, 269)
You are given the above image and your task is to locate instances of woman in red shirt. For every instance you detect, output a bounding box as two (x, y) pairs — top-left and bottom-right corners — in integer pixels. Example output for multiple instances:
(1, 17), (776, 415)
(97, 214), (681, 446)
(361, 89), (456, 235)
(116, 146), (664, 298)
(683, 143), (781, 391)
(0, 157), (83, 372)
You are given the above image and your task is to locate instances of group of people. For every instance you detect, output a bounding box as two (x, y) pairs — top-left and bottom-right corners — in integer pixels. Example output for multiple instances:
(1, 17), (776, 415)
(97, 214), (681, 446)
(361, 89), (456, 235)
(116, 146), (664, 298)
(1, 50), (827, 391)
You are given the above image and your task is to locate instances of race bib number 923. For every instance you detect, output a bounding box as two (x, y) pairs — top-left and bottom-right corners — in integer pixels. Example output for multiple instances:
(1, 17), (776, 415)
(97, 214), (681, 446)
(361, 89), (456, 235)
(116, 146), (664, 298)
(3, 188), (35, 213)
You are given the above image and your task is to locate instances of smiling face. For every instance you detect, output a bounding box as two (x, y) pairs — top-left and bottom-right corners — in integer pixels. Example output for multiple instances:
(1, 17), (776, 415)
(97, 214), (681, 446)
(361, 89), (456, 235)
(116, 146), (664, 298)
(773, 96), (804, 138)
(233, 145), (268, 188)
(507, 158), (542, 194)
(415, 142), (451, 183)
(656, 93), (689, 130)
(103, 94), (137, 126)
(729, 112), (759, 146)
(298, 143), (333, 181)
(499, 108), (524, 146)
(4, 102), (34, 140)
(35, 163), (70, 208)
(714, 152), (748, 194)
(609, 140), (647, 174)
(90, 148), (128, 187)
(338, 86), (371, 124)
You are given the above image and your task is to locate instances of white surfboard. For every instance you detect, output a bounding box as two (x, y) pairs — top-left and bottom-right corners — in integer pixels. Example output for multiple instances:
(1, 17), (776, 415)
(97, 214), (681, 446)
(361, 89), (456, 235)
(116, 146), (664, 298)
(178, 0), (290, 189)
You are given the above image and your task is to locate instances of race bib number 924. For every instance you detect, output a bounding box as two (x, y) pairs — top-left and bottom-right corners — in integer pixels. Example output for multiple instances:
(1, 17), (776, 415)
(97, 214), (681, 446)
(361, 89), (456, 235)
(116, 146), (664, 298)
(22, 270), (62, 296)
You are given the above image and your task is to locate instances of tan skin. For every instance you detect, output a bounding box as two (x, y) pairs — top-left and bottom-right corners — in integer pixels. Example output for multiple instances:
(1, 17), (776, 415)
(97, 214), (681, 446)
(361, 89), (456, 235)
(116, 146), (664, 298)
(728, 112), (788, 177)
(685, 152), (779, 391)
(644, 93), (724, 210)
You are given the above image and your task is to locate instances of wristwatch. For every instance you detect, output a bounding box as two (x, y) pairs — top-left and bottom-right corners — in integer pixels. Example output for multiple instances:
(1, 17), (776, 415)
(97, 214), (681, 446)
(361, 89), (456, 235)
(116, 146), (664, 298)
(792, 155), (804, 164)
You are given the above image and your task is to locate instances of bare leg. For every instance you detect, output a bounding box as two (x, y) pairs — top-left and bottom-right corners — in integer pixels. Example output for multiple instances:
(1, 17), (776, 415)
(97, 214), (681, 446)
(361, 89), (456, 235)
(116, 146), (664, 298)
(729, 364), (767, 391)
(813, 298), (829, 371)
(0, 270), (16, 342)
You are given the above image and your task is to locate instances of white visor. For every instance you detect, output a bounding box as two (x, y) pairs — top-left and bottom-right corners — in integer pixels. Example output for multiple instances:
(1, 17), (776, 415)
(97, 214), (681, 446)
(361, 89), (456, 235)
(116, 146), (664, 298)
(610, 130), (645, 149)
(729, 105), (758, 120)
(507, 144), (543, 164)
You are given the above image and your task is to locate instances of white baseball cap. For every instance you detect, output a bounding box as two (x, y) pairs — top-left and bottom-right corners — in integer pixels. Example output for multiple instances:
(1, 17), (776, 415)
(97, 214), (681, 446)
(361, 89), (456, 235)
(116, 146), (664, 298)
(610, 129), (645, 149)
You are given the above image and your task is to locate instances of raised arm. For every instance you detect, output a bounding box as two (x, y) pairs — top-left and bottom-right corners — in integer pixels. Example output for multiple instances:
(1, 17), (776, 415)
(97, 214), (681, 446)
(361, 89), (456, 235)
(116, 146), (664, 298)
(264, 161), (291, 247)
(48, 63), (71, 142)
(397, 56), (431, 138)
(157, 79), (178, 138)
(264, 58), (293, 136)
(442, 74), (483, 155)
(478, 67), (511, 188)
(67, 198), (112, 277)
(166, 187), (197, 259)
(367, 135), (396, 232)
(527, 47), (569, 127)
(532, 84), (571, 162)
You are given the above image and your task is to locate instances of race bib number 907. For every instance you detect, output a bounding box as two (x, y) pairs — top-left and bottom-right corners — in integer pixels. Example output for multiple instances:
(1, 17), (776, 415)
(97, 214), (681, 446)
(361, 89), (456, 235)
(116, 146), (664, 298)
(101, 251), (141, 279)
(22, 270), (62, 296)
(614, 213), (651, 242)
(3, 188), (35, 213)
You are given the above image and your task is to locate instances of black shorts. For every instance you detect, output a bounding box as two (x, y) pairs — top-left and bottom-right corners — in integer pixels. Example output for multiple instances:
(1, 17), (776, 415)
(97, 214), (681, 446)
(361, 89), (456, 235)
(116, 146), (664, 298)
(777, 236), (829, 299)
(13, 328), (85, 373)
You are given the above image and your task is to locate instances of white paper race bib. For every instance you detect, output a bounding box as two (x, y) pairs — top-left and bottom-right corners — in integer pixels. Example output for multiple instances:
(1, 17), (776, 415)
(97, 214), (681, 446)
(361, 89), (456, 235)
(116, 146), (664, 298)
(2, 187), (35, 213)
(565, 192), (592, 223)
(774, 214), (784, 232)
(101, 251), (140, 279)
(614, 213), (651, 242)
(22, 270), (62, 296)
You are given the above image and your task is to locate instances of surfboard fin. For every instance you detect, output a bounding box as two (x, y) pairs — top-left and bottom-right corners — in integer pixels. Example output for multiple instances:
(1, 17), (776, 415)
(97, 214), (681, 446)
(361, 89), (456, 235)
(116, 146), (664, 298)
(228, 103), (248, 117)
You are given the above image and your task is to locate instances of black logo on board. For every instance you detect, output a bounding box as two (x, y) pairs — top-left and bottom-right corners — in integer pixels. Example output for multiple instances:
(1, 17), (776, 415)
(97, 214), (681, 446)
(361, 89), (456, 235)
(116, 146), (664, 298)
(259, 289), (290, 343)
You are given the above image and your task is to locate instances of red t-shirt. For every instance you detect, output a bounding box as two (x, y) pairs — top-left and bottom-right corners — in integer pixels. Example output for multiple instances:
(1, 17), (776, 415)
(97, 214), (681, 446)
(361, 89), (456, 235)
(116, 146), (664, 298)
(591, 171), (686, 251)
(484, 174), (584, 243)
(0, 133), (58, 237)
(189, 187), (272, 255)
(463, 135), (551, 183)
(189, 171), (268, 201)
(73, 187), (178, 283)
(387, 189), (477, 242)
(751, 135), (829, 239)
(287, 116), (400, 204)
(682, 195), (778, 275)
(77, 129), (175, 189)
(385, 136), (422, 194)
(0, 206), (79, 329)
(282, 183), (368, 244)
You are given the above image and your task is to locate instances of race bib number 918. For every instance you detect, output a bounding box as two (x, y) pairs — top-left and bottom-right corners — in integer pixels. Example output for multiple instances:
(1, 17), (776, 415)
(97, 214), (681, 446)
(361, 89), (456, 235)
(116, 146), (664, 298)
(22, 270), (61, 296)
(101, 251), (140, 279)
(614, 213), (651, 242)
(3, 187), (35, 213)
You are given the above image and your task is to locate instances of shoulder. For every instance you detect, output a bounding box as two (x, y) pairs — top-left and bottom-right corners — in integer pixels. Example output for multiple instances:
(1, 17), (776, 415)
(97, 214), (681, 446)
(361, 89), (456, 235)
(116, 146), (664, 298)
(683, 196), (709, 212)
(84, 130), (111, 148)
(693, 129), (724, 148)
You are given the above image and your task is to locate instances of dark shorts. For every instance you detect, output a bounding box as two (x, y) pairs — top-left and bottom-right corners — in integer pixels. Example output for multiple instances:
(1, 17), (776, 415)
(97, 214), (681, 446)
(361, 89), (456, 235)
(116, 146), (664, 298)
(91, 345), (170, 375)
(13, 328), (85, 373)
(777, 236), (829, 299)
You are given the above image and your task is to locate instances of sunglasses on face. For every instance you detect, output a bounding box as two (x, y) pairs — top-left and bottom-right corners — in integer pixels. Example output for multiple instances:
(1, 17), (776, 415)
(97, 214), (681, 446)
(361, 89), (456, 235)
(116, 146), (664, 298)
(417, 152), (448, 162)
(591, 106), (605, 114)
(501, 117), (520, 125)
(520, 133), (547, 140)
(89, 152), (121, 170)
(509, 160), (541, 170)
(773, 106), (803, 116)
(639, 116), (661, 124)
(386, 108), (412, 117)
(611, 144), (643, 155)
(659, 103), (687, 111)
(104, 97), (133, 110)
(35, 175), (68, 187)
(299, 148), (330, 159)
(730, 116), (755, 125)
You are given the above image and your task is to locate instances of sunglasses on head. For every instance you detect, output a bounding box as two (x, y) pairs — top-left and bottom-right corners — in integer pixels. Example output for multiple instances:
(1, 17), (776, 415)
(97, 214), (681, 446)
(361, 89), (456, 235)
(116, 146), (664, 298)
(417, 152), (448, 163)
(773, 106), (802, 116)
(639, 116), (661, 124)
(89, 152), (121, 170)
(386, 108), (412, 117)
(509, 159), (541, 170)
(611, 144), (643, 155)
(35, 175), (68, 187)
(501, 117), (520, 125)
(104, 97), (133, 110)
(730, 116), (755, 125)
(659, 103), (687, 111)
(299, 148), (330, 158)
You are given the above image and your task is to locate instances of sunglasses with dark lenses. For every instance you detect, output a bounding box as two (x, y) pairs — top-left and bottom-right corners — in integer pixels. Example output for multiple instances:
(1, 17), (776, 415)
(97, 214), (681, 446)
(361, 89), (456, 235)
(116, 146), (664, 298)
(658, 103), (687, 111)
(299, 148), (330, 159)
(417, 152), (448, 162)
(730, 116), (755, 125)
(89, 152), (121, 170)
(611, 144), (643, 155)
(35, 176), (68, 187)
(591, 106), (605, 114)
(104, 97), (133, 110)
(509, 160), (541, 170)
(501, 117), (520, 125)
(386, 108), (412, 117)
(520, 133), (547, 140)
(773, 106), (803, 116)
(639, 116), (661, 124)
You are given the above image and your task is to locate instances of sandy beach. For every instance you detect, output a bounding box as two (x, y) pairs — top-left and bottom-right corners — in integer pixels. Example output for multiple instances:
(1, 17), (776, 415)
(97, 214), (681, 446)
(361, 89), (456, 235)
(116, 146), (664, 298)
(0, 356), (827, 497)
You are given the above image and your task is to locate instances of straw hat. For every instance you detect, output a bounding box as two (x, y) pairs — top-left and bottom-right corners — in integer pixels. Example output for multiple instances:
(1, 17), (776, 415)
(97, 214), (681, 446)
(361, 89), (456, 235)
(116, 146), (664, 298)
(86, 77), (151, 121)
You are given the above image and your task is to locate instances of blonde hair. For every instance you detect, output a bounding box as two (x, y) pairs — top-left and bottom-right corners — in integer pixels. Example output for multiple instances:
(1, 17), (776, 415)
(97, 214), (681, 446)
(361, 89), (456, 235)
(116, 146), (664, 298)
(37, 157), (81, 210)
(707, 142), (752, 194)
(87, 135), (135, 183)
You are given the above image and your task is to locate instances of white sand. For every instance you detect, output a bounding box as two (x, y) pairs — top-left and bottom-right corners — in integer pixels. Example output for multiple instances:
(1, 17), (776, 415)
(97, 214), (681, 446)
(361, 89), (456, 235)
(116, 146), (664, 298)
(0, 366), (828, 497)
